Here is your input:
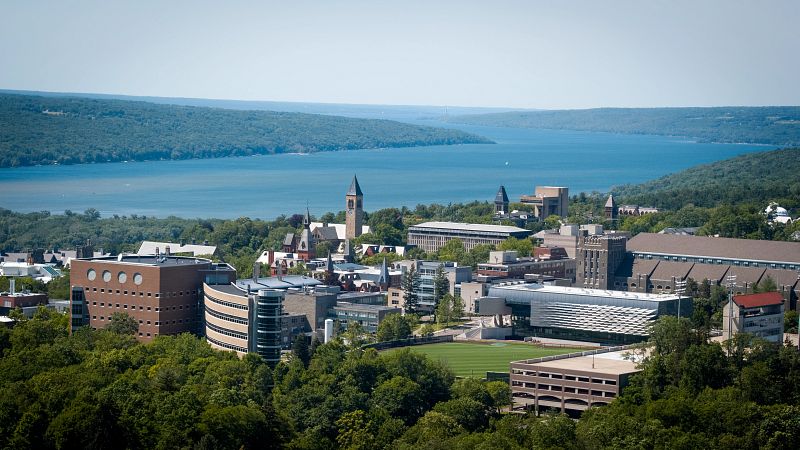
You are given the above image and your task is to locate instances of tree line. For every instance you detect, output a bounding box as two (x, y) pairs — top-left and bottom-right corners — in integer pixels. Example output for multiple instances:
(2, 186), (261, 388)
(0, 93), (491, 168)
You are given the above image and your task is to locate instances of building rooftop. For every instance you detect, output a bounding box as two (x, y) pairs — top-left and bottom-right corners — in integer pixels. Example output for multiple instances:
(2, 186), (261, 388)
(235, 276), (322, 291)
(733, 292), (784, 308)
(137, 241), (217, 256)
(627, 233), (800, 264)
(347, 175), (364, 196)
(74, 255), (213, 268)
(513, 349), (641, 376)
(333, 302), (399, 312)
(491, 282), (686, 302)
(409, 221), (530, 234)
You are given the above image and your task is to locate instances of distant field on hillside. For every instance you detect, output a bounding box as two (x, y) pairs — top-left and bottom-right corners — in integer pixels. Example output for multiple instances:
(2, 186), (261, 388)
(384, 342), (585, 377)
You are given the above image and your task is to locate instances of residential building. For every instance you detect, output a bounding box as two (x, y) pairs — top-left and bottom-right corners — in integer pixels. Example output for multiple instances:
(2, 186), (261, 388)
(480, 283), (691, 345)
(723, 292), (784, 343)
(70, 253), (236, 341)
(407, 221), (532, 253)
(519, 186), (569, 218)
(510, 348), (640, 415)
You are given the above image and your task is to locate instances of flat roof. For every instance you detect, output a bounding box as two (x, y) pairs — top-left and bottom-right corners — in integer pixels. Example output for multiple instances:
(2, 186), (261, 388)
(74, 255), (213, 268)
(491, 282), (686, 302)
(409, 221), (530, 234)
(236, 276), (322, 291)
(333, 302), (400, 312)
(514, 349), (640, 376)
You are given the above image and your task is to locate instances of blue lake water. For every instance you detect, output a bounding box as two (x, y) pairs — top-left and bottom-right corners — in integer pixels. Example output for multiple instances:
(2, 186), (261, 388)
(0, 121), (773, 220)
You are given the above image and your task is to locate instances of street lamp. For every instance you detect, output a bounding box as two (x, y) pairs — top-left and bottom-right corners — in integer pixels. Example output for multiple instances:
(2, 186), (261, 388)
(674, 279), (687, 319)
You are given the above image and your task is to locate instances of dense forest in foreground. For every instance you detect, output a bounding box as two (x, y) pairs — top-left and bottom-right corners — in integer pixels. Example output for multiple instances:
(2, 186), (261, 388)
(448, 106), (800, 145)
(0, 310), (798, 449)
(0, 93), (492, 168)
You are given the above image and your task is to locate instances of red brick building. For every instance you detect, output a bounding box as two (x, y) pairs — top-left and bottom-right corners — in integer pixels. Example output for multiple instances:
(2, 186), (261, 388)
(70, 254), (235, 341)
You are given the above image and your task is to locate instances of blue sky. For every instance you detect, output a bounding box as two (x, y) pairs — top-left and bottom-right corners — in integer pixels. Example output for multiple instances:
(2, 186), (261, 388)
(1, 0), (798, 108)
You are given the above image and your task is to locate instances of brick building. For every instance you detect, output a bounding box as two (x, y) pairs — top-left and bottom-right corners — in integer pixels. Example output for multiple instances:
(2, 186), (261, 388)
(70, 253), (236, 341)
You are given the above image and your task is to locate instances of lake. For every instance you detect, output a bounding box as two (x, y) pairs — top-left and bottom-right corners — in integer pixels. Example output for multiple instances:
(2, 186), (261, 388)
(0, 121), (772, 220)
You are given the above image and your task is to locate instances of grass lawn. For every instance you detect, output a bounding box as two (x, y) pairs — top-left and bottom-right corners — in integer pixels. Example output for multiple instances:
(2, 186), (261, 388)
(384, 342), (585, 378)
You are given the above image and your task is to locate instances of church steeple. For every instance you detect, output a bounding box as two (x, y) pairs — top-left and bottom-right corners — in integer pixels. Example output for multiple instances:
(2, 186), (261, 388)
(494, 185), (509, 215)
(345, 175), (364, 240)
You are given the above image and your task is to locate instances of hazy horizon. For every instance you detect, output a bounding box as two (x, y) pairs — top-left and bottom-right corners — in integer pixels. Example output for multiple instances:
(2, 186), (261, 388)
(1, 1), (799, 109)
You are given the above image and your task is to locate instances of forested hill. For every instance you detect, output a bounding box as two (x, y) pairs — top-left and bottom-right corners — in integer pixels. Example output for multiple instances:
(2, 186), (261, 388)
(448, 106), (800, 145)
(613, 147), (800, 210)
(0, 93), (493, 168)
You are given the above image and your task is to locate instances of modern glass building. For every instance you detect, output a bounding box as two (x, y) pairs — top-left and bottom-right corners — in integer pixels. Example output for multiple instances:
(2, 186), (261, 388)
(486, 283), (692, 345)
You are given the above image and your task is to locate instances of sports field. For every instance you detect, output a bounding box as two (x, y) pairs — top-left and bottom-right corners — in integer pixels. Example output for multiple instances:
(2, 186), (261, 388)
(384, 342), (585, 377)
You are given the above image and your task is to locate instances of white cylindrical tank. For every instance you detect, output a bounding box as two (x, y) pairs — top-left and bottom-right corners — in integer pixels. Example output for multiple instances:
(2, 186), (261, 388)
(324, 319), (334, 343)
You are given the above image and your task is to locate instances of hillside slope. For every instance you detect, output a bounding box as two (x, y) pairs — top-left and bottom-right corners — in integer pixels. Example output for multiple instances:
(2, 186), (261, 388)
(0, 93), (492, 167)
(613, 147), (800, 210)
(448, 107), (800, 146)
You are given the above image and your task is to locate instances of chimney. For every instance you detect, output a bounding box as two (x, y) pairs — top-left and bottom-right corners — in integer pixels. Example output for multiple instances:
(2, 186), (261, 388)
(9, 279), (15, 295)
(165, 246), (171, 257)
(253, 262), (260, 281)
(203, 240), (209, 246)
(155, 247), (160, 261)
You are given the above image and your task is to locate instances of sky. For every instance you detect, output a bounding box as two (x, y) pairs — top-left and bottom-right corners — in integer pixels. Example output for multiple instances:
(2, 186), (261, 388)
(1, 0), (798, 109)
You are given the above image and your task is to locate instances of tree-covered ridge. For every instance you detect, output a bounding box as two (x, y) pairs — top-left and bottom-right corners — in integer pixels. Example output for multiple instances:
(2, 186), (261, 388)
(1, 309), (799, 449)
(0, 93), (493, 168)
(448, 106), (800, 145)
(612, 147), (800, 210)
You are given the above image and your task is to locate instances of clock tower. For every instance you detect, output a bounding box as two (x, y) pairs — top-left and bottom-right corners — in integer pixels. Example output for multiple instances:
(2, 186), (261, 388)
(345, 175), (363, 240)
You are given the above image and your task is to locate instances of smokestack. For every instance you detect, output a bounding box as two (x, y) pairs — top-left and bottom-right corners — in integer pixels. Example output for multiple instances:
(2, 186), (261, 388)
(9, 279), (15, 295)
(253, 262), (260, 281)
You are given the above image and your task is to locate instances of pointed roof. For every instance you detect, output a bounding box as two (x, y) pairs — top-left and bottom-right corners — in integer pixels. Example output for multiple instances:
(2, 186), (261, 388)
(377, 257), (389, 285)
(605, 194), (616, 208)
(347, 175), (363, 196)
(495, 185), (509, 204)
(326, 251), (334, 273)
(303, 207), (311, 227)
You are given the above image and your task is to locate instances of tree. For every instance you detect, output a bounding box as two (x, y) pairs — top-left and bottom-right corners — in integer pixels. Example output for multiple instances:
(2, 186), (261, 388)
(435, 294), (454, 325)
(486, 381), (512, 414)
(498, 237), (533, 257)
(106, 312), (138, 335)
(292, 335), (311, 367)
(436, 239), (466, 263)
(401, 266), (420, 315)
(418, 324), (434, 337)
(432, 264), (448, 306)
(452, 295), (465, 320)
(370, 376), (425, 424)
(376, 313), (412, 342)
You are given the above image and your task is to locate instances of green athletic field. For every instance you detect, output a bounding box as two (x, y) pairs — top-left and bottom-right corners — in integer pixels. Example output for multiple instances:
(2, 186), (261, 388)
(384, 342), (585, 377)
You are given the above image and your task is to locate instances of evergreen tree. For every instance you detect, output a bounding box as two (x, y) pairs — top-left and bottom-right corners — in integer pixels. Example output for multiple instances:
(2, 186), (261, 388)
(292, 335), (311, 367)
(402, 265), (420, 314)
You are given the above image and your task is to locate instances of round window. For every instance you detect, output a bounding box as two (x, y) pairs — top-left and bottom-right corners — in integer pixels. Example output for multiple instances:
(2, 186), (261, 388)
(118, 272), (127, 283)
(133, 273), (143, 285)
(102, 270), (112, 282)
(87, 269), (96, 281)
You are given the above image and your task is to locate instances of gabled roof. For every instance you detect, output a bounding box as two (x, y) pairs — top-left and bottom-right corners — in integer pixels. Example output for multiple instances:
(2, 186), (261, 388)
(347, 175), (363, 196)
(495, 186), (509, 204)
(733, 292), (783, 308)
(650, 261), (694, 281)
(627, 233), (800, 264)
(686, 264), (730, 284)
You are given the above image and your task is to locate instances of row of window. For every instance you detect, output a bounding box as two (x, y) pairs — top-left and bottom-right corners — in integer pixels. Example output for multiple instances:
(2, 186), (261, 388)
(512, 381), (616, 397)
(205, 306), (248, 325)
(206, 335), (247, 353)
(512, 370), (617, 385)
(90, 301), (198, 312)
(206, 321), (248, 340)
(87, 269), (143, 285)
(635, 253), (799, 270)
(92, 315), (194, 326)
